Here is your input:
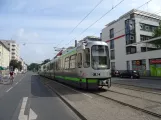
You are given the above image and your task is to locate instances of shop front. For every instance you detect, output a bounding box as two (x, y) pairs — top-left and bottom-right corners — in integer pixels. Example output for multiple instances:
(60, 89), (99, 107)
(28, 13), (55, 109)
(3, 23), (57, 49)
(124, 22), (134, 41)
(132, 59), (146, 76)
(149, 59), (161, 77)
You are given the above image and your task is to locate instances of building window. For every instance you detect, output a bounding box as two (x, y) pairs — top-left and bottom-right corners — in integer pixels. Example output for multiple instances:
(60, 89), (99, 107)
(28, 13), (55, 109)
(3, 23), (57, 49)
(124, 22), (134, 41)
(126, 34), (136, 45)
(145, 26), (149, 31)
(77, 53), (82, 68)
(110, 39), (114, 49)
(140, 23), (158, 32)
(151, 26), (157, 32)
(132, 60), (146, 76)
(12, 56), (15, 59)
(110, 28), (114, 38)
(110, 50), (115, 60)
(140, 23), (143, 30)
(111, 62), (115, 70)
(83, 48), (90, 68)
(69, 55), (76, 69)
(126, 46), (136, 54)
(100, 33), (102, 40)
(140, 35), (151, 41)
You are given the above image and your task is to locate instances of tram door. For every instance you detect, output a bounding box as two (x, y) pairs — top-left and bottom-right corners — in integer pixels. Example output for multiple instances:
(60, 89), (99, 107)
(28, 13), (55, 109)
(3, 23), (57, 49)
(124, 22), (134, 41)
(77, 51), (83, 88)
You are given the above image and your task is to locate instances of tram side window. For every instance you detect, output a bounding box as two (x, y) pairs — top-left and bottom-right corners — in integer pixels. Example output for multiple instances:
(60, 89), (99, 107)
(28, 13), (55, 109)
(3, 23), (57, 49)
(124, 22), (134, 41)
(70, 55), (76, 69)
(65, 57), (69, 69)
(58, 59), (61, 70)
(84, 48), (90, 68)
(77, 53), (82, 68)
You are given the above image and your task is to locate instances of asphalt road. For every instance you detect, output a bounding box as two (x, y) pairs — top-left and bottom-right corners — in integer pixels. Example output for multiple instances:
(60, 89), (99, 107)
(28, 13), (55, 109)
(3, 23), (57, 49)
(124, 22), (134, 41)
(0, 72), (79, 120)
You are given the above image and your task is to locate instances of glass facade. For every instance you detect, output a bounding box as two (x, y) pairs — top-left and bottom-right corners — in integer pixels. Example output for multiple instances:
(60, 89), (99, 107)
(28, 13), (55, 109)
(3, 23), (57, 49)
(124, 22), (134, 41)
(125, 19), (136, 45)
(132, 59), (146, 76)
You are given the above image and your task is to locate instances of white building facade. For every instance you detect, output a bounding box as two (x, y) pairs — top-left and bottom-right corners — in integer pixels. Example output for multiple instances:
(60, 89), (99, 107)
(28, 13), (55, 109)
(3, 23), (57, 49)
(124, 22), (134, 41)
(0, 41), (10, 68)
(1, 40), (20, 61)
(102, 9), (161, 77)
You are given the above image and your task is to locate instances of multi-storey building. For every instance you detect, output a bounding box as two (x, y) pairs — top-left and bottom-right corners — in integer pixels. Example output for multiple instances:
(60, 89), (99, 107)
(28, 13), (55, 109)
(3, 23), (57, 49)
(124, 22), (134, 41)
(19, 57), (27, 72)
(0, 41), (10, 68)
(0, 40), (20, 61)
(102, 9), (161, 77)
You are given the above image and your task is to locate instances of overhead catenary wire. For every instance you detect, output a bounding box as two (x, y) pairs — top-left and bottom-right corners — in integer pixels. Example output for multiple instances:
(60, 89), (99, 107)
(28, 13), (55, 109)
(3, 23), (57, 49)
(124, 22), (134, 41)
(66, 0), (125, 46)
(55, 0), (105, 48)
(68, 0), (105, 35)
(92, 0), (155, 39)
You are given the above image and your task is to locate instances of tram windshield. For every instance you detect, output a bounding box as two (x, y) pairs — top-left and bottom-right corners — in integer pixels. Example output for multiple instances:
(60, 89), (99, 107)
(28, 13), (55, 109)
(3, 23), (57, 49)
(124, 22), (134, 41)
(91, 45), (110, 70)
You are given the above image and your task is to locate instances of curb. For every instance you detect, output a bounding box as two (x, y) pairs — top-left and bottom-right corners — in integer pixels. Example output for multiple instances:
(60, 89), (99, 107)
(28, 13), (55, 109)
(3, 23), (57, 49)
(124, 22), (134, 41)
(112, 82), (161, 91)
(43, 82), (87, 120)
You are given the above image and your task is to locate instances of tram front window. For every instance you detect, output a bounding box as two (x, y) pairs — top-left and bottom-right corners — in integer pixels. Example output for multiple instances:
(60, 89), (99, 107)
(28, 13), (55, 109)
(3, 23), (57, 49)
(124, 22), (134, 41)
(92, 45), (110, 70)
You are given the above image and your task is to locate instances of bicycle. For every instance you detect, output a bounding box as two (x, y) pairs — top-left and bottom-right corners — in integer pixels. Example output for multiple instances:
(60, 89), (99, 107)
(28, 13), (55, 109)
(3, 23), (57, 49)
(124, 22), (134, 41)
(10, 75), (14, 85)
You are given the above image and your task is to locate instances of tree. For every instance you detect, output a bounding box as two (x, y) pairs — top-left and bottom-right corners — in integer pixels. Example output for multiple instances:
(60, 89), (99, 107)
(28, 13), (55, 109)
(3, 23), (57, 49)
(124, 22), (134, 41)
(153, 22), (161, 37)
(41, 59), (50, 65)
(9, 60), (18, 71)
(28, 63), (39, 71)
(151, 21), (161, 48)
(9, 60), (22, 71)
(17, 61), (22, 71)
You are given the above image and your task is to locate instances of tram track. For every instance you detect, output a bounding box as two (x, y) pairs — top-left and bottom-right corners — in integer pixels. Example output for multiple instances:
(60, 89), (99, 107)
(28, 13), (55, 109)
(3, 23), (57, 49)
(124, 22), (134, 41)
(91, 90), (161, 118)
(112, 83), (161, 95)
(105, 88), (161, 104)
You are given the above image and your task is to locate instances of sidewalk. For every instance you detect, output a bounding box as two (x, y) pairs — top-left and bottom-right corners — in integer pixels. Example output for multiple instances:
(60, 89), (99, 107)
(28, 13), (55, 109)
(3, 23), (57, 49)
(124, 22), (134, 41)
(0, 75), (11, 84)
(141, 76), (161, 80)
(112, 77), (161, 90)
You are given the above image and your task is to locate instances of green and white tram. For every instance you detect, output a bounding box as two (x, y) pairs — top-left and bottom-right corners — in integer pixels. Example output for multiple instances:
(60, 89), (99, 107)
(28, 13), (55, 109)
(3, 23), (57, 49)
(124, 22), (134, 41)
(39, 38), (111, 89)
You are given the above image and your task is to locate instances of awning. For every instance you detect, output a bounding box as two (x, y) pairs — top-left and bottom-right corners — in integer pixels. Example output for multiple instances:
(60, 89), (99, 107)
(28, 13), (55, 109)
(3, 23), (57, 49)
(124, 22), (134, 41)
(0, 66), (5, 70)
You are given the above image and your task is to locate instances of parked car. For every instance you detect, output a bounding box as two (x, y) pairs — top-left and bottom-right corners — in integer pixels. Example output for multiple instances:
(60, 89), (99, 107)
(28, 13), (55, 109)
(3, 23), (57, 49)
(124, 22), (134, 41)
(120, 70), (140, 79)
(111, 70), (120, 77)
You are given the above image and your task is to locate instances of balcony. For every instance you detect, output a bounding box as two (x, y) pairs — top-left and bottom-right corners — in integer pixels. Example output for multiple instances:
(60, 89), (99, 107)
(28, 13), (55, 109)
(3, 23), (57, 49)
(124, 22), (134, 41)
(126, 36), (161, 54)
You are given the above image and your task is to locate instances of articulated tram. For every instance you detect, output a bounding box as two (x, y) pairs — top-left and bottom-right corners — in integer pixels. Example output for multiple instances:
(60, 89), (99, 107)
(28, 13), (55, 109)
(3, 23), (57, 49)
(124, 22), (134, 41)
(39, 38), (111, 89)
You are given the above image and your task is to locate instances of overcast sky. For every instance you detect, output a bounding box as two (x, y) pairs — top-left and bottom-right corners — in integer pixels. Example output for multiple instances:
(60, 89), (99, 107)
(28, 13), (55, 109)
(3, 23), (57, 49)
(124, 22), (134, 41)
(0, 0), (161, 64)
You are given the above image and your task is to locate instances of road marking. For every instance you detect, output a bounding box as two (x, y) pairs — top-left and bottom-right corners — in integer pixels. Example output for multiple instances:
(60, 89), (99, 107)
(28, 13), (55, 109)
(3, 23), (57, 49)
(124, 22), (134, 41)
(16, 82), (18, 85)
(6, 87), (13, 92)
(19, 74), (26, 82)
(18, 97), (38, 120)
(18, 97), (28, 120)
(53, 81), (93, 99)
(29, 108), (37, 120)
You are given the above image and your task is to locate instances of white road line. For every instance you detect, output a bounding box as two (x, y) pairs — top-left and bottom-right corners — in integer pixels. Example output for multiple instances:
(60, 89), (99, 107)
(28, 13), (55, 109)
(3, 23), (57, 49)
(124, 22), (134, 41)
(6, 87), (13, 92)
(19, 74), (26, 82)
(16, 82), (18, 85)
(53, 81), (93, 99)
(29, 108), (37, 120)
(18, 97), (28, 120)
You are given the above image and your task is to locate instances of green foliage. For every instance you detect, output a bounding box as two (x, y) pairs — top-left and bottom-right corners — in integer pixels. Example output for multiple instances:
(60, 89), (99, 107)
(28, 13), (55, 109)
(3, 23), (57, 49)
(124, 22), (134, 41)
(28, 63), (39, 71)
(9, 60), (22, 71)
(153, 22), (161, 37)
(151, 21), (161, 48)
(41, 59), (50, 65)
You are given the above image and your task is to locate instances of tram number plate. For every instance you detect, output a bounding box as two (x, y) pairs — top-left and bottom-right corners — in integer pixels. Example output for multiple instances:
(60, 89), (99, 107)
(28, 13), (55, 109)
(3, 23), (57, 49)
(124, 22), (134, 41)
(93, 73), (100, 76)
